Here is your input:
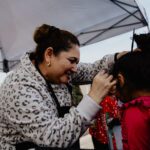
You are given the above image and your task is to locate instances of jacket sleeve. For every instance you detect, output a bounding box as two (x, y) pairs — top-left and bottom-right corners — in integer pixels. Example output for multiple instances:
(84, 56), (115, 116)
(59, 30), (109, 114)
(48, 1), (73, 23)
(72, 54), (115, 84)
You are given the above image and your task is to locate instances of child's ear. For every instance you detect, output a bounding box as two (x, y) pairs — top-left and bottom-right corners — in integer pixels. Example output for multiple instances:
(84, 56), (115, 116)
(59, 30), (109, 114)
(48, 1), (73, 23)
(117, 73), (125, 87)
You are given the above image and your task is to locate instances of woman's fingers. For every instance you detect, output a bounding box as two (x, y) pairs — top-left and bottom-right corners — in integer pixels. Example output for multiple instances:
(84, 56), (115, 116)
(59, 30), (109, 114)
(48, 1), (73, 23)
(88, 70), (117, 104)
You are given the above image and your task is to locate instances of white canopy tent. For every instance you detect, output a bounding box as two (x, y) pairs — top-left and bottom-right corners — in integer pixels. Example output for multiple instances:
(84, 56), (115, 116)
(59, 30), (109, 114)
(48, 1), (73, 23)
(0, 0), (148, 72)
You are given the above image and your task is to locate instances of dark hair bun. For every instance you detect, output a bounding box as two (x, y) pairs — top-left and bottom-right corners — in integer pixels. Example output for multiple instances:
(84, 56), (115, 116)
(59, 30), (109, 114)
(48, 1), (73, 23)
(33, 24), (59, 44)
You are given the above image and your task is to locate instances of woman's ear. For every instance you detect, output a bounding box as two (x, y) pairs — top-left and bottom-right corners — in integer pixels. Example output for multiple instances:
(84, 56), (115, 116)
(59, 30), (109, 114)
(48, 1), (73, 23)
(117, 73), (125, 87)
(44, 47), (54, 63)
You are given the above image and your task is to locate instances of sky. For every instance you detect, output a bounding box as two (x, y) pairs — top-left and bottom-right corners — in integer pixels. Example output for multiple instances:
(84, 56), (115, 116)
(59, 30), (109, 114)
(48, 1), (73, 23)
(80, 0), (150, 63)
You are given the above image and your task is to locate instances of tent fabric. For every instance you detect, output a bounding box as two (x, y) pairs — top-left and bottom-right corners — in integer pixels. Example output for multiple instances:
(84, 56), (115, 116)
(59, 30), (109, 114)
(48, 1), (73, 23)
(0, 0), (148, 72)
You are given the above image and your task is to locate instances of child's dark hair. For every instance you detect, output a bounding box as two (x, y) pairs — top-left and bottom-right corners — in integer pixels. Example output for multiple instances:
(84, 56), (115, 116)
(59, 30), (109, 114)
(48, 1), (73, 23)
(112, 51), (150, 92)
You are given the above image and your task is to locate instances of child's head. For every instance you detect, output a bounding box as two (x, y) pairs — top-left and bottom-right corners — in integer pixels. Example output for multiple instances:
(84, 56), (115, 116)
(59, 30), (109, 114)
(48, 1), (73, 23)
(112, 51), (150, 102)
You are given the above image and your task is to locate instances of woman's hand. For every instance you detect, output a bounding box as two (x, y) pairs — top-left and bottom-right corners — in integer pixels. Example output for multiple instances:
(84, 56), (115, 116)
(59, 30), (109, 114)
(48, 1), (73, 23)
(88, 70), (117, 104)
(109, 85), (117, 95)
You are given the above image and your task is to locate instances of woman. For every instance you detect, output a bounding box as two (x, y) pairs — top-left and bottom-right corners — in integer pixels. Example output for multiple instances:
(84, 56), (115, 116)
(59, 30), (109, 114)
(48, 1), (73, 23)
(112, 51), (150, 150)
(0, 24), (118, 149)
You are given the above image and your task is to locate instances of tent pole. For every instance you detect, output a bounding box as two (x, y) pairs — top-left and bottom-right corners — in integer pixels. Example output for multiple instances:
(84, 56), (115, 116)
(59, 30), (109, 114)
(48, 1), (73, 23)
(0, 41), (9, 72)
(3, 59), (9, 72)
(131, 28), (135, 52)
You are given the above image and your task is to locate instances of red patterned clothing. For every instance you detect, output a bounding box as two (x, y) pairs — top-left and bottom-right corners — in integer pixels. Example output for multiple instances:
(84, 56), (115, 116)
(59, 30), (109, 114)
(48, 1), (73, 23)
(121, 96), (150, 150)
(89, 96), (120, 145)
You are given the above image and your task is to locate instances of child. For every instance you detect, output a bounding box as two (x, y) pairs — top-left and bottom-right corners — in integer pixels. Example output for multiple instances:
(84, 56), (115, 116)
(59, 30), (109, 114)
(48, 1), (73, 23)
(112, 50), (150, 150)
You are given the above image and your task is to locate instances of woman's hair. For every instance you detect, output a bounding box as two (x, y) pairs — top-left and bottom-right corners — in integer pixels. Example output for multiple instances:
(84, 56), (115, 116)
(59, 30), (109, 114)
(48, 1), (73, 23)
(32, 24), (80, 64)
(112, 51), (150, 94)
(134, 33), (150, 53)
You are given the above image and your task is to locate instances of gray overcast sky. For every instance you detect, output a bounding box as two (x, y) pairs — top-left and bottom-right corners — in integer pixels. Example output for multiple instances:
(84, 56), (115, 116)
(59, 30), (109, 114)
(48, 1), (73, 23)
(80, 0), (150, 63)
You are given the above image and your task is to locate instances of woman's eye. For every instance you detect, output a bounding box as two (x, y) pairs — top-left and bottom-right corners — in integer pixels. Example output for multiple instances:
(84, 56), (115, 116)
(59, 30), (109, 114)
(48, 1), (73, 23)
(69, 59), (75, 64)
(68, 59), (78, 64)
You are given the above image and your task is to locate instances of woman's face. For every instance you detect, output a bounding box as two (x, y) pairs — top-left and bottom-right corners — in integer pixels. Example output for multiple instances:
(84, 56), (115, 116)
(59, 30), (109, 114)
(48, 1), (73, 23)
(48, 44), (80, 84)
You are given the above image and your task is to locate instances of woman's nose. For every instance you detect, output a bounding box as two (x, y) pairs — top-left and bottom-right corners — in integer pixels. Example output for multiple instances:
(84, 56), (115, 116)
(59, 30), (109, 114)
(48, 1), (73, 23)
(71, 64), (77, 72)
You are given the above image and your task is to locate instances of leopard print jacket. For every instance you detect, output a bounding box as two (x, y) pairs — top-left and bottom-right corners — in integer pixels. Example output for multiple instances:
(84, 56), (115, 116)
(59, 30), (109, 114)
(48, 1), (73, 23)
(0, 53), (114, 150)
